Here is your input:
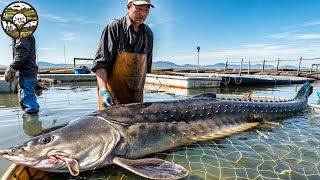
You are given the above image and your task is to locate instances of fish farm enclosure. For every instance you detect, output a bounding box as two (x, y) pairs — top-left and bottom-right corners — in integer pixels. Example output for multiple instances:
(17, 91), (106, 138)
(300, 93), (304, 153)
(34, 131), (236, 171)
(0, 81), (319, 179)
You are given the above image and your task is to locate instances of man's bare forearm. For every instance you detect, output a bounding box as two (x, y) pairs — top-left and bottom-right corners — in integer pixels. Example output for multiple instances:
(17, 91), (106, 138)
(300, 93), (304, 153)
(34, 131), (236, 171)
(96, 68), (108, 93)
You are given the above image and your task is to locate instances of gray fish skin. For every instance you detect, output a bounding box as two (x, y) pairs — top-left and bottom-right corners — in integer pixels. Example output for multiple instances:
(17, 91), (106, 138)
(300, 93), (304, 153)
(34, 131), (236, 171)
(0, 82), (313, 177)
(99, 83), (311, 158)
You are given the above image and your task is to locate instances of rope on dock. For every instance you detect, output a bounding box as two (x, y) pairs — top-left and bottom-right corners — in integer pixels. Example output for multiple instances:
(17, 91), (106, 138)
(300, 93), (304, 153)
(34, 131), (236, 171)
(221, 76), (231, 85)
(155, 76), (162, 86)
(234, 76), (242, 84)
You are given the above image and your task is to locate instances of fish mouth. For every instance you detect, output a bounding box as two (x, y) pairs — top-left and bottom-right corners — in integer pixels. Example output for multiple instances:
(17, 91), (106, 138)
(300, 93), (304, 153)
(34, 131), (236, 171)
(43, 155), (65, 164)
(47, 155), (61, 162)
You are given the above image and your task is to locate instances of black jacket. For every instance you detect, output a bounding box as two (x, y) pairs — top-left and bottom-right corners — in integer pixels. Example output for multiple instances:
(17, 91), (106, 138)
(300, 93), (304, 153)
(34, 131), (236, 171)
(92, 14), (153, 73)
(11, 35), (38, 78)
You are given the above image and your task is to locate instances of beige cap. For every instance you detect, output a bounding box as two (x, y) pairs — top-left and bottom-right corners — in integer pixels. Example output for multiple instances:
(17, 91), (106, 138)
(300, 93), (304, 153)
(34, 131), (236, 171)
(128, 0), (154, 8)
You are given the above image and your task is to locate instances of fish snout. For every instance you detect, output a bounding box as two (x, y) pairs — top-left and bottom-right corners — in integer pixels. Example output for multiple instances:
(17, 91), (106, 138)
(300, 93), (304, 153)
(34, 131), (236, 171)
(0, 146), (25, 156)
(0, 149), (13, 156)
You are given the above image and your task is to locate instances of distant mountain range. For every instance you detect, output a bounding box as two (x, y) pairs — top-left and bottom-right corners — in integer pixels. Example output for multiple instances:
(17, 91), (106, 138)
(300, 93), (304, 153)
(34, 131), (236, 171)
(0, 62), (74, 69)
(0, 61), (309, 70)
(152, 61), (308, 70)
(38, 62), (74, 68)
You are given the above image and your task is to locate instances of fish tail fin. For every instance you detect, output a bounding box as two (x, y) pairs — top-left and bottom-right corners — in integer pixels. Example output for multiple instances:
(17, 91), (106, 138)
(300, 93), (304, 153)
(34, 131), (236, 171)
(293, 82), (313, 102)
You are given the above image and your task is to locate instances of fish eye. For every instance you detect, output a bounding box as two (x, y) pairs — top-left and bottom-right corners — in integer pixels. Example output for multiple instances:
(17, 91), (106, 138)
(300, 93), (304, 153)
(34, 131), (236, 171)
(38, 137), (52, 144)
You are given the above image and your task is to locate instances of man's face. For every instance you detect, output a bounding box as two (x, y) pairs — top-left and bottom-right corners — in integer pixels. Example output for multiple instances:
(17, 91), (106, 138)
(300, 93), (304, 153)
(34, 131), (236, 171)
(127, 3), (150, 26)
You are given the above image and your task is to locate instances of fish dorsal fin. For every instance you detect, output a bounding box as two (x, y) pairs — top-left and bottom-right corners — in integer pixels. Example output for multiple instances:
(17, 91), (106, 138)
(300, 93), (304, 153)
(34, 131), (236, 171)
(193, 93), (217, 98)
(113, 157), (189, 179)
(191, 122), (259, 141)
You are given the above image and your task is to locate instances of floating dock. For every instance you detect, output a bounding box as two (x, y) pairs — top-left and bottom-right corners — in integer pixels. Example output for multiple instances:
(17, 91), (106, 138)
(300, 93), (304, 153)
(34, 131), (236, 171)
(170, 73), (316, 86)
(145, 74), (222, 89)
(39, 73), (223, 88)
(144, 83), (221, 96)
(38, 74), (96, 82)
(1, 72), (316, 94)
(38, 73), (315, 87)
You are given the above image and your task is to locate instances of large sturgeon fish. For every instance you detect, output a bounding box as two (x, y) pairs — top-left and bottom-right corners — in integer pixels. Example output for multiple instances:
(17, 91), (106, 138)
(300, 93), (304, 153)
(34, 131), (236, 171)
(0, 82), (313, 179)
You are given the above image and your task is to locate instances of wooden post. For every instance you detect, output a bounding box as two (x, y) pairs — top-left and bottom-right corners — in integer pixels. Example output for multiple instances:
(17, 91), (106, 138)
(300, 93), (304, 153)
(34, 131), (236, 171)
(73, 58), (76, 69)
(239, 59), (243, 76)
(248, 60), (251, 74)
(297, 57), (302, 75)
(224, 60), (228, 73)
(262, 60), (265, 73)
(196, 46), (200, 73)
(276, 58), (280, 72)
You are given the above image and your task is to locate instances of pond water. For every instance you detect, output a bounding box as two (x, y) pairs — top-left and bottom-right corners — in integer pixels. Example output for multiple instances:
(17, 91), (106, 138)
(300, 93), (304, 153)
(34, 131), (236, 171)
(0, 81), (319, 179)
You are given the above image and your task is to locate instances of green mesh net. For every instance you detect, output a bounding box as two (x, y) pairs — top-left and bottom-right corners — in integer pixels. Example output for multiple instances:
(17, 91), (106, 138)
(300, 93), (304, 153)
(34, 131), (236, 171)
(54, 113), (320, 180)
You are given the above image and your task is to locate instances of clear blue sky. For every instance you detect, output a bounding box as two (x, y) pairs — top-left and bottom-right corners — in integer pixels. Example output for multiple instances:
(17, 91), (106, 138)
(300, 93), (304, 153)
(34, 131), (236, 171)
(1, 0), (320, 67)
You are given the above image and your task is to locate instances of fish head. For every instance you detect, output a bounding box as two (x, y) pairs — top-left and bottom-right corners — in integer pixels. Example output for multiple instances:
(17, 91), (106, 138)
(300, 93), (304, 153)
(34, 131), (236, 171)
(294, 82), (313, 102)
(0, 115), (121, 176)
(0, 133), (71, 172)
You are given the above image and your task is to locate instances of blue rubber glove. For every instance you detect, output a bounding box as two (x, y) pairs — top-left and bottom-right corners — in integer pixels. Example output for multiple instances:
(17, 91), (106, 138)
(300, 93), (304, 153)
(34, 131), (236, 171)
(101, 89), (114, 107)
(317, 92), (320, 99)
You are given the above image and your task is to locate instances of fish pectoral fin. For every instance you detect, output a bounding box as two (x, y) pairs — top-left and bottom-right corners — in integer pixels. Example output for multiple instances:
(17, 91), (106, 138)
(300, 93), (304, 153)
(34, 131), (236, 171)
(113, 156), (189, 179)
(63, 157), (79, 176)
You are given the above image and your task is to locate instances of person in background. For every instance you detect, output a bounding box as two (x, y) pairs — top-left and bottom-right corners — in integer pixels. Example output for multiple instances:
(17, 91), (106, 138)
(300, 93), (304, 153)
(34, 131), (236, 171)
(92, 0), (154, 109)
(243, 91), (252, 101)
(4, 34), (40, 113)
